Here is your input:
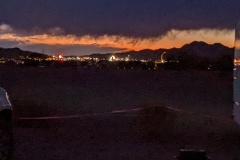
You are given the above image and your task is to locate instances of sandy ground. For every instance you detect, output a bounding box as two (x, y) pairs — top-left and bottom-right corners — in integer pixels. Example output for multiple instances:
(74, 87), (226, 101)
(0, 66), (239, 160)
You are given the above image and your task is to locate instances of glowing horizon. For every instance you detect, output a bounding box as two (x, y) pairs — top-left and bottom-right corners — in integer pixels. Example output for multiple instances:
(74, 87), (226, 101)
(0, 27), (235, 54)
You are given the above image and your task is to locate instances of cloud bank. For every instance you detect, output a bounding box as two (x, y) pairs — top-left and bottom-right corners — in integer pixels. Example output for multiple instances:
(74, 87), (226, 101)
(0, 0), (238, 55)
(0, 24), (234, 55)
(1, 0), (240, 37)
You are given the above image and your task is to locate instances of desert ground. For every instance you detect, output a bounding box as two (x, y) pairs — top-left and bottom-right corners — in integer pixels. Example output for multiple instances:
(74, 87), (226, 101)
(0, 65), (238, 160)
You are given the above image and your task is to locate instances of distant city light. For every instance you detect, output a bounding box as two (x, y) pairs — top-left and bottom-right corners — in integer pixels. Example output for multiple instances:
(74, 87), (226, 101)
(161, 52), (166, 63)
(235, 58), (240, 66)
(109, 55), (116, 61)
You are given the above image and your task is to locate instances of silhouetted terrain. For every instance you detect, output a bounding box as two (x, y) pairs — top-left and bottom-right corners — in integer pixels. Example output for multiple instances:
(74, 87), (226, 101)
(0, 41), (233, 60)
(88, 41), (233, 60)
(0, 41), (234, 71)
(0, 47), (47, 59)
(89, 41), (234, 71)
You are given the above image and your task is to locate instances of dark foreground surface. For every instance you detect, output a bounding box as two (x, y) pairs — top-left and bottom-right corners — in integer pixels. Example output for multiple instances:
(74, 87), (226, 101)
(0, 66), (238, 160)
(14, 112), (240, 160)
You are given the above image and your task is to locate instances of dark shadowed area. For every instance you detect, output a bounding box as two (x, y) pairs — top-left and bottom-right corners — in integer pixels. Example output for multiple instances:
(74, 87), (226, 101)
(0, 66), (238, 159)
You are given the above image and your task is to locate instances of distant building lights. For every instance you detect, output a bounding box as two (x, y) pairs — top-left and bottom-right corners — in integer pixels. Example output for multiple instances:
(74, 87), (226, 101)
(234, 58), (240, 66)
(161, 52), (167, 63)
(109, 55), (116, 61)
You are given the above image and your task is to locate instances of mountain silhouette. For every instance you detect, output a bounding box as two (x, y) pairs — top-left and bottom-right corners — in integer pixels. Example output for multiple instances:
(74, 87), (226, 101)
(0, 47), (48, 59)
(180, 41), (232, 58)
(88, 41), (233, 61)
(0, 41), (233, 60)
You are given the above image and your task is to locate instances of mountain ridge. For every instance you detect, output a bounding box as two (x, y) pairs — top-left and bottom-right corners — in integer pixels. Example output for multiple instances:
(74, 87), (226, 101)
(0, 47), (47, 59)
(88, 41), (233, 60)
(0, 41), (233, 60)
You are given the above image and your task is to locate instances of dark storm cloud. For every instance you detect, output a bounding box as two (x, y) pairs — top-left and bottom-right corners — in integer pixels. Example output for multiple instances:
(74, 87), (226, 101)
(0, 0), (240, 37)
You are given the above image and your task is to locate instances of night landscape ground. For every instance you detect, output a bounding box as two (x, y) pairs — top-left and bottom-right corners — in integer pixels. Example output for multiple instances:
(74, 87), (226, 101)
(0, 66), (238, 160)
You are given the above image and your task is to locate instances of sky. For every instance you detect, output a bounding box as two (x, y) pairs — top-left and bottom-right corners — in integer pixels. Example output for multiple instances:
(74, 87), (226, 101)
(0, 0), (240, 56)
(236, 20), (240, 58)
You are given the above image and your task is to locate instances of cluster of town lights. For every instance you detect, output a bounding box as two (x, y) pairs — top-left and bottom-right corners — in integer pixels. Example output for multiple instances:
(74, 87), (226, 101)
(234, 58), (240, 66)
(109, 55), (130, 62)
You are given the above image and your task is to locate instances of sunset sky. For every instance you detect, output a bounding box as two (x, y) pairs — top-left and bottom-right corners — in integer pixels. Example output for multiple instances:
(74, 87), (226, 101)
(0, 0), (240, 56)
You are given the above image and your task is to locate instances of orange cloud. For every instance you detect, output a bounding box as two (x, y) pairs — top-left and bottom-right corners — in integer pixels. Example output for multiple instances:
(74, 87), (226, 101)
(235, 39), (240, 49)
(0, 29), (235, 51)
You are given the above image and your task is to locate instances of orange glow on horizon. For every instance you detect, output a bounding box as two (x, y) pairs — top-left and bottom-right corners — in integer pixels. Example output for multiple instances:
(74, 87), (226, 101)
(0, 29), (235, 52)
(235, 39), (240, 49)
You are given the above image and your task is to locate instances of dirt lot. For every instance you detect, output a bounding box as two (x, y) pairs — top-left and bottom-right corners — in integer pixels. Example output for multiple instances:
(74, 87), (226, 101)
(0, 66), (239, 160)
